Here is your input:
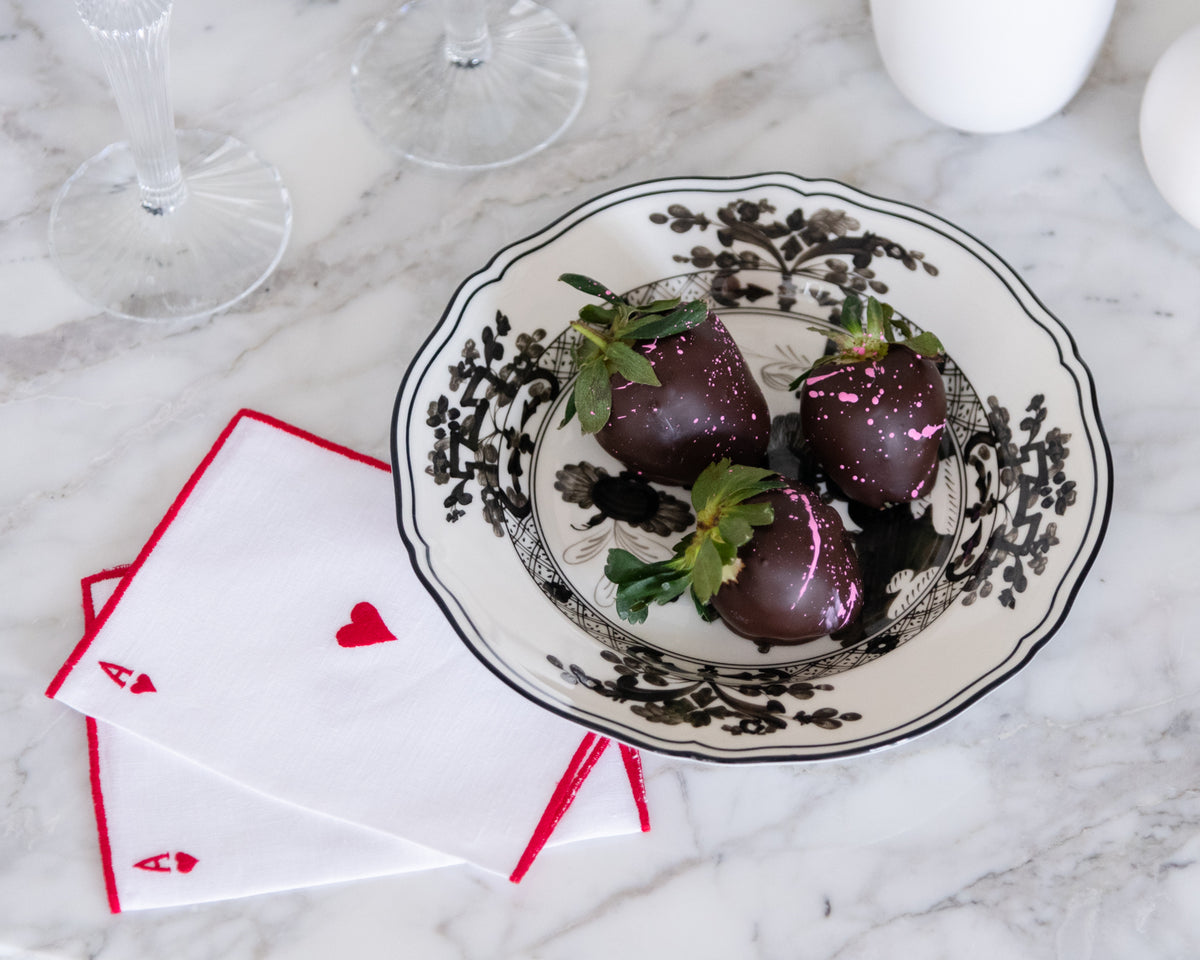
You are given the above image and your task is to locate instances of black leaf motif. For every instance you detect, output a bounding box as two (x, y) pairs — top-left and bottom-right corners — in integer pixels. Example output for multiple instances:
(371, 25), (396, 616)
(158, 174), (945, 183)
(650, 199), (932, 310)
(420, 196), (1081, 743)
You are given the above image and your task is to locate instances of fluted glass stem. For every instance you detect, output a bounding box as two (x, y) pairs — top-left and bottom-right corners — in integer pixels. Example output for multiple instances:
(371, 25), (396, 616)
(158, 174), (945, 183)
(351, 0), (588, 169)
(78, 0), (186, 215)
(49, 0), (292, 321)
(443, 0), (492, 66)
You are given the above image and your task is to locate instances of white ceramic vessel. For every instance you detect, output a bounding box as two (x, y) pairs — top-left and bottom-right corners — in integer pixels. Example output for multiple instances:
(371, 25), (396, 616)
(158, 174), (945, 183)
(869, 0), (1115, 134)
(1139, 22), (1200, 230)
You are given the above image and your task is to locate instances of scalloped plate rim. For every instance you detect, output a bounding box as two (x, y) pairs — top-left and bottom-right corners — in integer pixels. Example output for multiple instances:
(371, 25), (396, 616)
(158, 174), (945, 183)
(389, 171), (1114, 764)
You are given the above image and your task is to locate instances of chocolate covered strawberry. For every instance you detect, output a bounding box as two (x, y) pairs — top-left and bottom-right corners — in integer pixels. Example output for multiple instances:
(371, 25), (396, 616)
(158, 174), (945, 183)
(604, 461), (863, 644)
(558, 274), (770, 487)
(792, 293), (947, 509)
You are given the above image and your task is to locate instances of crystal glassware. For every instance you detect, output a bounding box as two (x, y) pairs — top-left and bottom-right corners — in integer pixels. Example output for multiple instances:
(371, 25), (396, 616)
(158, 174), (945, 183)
(351, 0), (588, 169)
(48, 0), (292, 322)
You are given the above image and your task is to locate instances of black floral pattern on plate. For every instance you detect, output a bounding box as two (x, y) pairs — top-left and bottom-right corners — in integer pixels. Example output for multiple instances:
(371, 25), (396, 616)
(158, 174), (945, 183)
(554, 462), (692, 538)
(426, 313), (556, 537)
(548, 651), (861, 737)
(420, 197), (1082, 737)
(948, 393), (1074, 609)
(651, 198), (937, 311)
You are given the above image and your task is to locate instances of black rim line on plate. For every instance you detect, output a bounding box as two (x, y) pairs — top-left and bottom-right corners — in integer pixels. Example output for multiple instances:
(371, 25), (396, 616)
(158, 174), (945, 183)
(388, 172), (1115, 762)
(390, 184), (1111, 759)
(390, 175), (1113, 760)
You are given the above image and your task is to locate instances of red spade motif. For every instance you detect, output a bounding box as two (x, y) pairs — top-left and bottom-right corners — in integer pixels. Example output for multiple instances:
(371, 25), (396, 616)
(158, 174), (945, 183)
(130, 673), (156, 694)
(174, 852), (199, 873)
(336, 602), (397, 648)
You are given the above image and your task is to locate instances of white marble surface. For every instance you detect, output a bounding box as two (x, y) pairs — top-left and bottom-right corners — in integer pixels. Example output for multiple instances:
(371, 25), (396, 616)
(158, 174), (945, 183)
(4, 0), (1200, 956)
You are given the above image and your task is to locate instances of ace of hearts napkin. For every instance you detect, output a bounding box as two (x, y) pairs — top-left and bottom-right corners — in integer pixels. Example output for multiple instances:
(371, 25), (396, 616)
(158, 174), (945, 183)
(46, 410), (650, 912)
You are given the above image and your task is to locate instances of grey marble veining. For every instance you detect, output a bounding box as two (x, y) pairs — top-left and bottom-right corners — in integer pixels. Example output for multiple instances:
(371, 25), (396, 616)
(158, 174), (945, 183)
(4, 0), (1200, 956)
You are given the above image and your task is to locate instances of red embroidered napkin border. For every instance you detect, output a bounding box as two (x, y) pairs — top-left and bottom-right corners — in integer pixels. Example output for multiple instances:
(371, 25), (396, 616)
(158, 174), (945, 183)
(56, 410), (650, 911)
(47, 410), (387, 700)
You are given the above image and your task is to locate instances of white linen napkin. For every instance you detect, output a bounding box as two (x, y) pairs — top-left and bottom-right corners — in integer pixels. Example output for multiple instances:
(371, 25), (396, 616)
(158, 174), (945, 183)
(47, 411), (650, 912)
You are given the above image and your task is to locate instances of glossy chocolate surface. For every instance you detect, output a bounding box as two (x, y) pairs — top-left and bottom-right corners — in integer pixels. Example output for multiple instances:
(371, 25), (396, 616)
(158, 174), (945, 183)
(597, 314), (770, 487)
(800, 345), (947, 509)
(711, 484), (863, 644)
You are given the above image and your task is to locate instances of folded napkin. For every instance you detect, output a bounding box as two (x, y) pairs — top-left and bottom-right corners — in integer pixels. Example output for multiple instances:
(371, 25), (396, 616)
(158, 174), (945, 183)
(47, 411), (650, 912)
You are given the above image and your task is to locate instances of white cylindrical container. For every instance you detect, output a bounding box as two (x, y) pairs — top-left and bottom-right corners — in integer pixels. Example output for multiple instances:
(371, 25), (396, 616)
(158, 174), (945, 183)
(1140, 23), (1200, 230)
(870, 0), (1116, 134)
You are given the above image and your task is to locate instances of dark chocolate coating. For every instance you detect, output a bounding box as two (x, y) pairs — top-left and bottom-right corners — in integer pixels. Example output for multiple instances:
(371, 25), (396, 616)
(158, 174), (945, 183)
(597, 314), (770, 487)
(711, 485), (863, 644)
(800, 345), (947, 509)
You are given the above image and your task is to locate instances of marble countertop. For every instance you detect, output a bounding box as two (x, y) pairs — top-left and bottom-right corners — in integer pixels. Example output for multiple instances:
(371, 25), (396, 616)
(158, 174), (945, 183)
(5, 0), (1200, 956)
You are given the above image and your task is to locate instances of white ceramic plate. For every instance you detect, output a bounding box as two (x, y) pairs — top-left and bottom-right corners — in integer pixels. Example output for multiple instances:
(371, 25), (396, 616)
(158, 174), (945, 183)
(391, 173), (1112, 763)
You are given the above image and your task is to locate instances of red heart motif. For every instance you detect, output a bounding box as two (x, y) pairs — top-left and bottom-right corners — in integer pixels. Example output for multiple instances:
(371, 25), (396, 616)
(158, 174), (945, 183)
(130, 673), (156, 694)
(336, 602), (397, 648)
(174, 851), (199, 873)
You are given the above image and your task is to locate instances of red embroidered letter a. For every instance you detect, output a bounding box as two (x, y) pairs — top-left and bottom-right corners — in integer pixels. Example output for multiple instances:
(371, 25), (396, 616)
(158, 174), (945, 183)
(99, 661), (134, 688)
(133, 853), (173, 873)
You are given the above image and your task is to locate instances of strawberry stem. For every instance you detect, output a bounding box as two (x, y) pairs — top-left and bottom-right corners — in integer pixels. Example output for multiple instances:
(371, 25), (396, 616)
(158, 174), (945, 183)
(787, 292), (944, 391)
(570, 321), (609, 351)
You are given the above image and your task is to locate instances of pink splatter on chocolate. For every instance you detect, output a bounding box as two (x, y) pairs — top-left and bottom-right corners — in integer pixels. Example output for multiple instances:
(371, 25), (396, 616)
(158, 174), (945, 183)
(711, 483), (863, 644)
(800, 344), (947, 509)
(597, 313), (770, 487)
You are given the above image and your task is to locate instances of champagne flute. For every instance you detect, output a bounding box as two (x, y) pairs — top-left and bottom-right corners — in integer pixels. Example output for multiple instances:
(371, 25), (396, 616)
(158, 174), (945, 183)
(351, 0), (588, 169)
(48, 0), (292, 322)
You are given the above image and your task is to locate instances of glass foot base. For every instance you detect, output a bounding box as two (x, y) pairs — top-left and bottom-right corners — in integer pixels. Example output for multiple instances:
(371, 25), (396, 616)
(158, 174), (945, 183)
(352, 0), (588, 169)
(49, 129), (292, 322)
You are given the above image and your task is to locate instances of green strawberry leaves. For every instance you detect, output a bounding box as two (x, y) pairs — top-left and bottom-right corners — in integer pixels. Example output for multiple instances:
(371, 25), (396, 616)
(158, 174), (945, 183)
(787, 292), (945, 391)
(690, 537), (726, 610)
(570, 356), (615, 433)
(559, 273), (624, 304)
(604, 460), (785, 624)
(604, 341), (659, 385)
(620, 299), (708, 340)
(558, 273), (710, 434)
(900, 330), (946, 358)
